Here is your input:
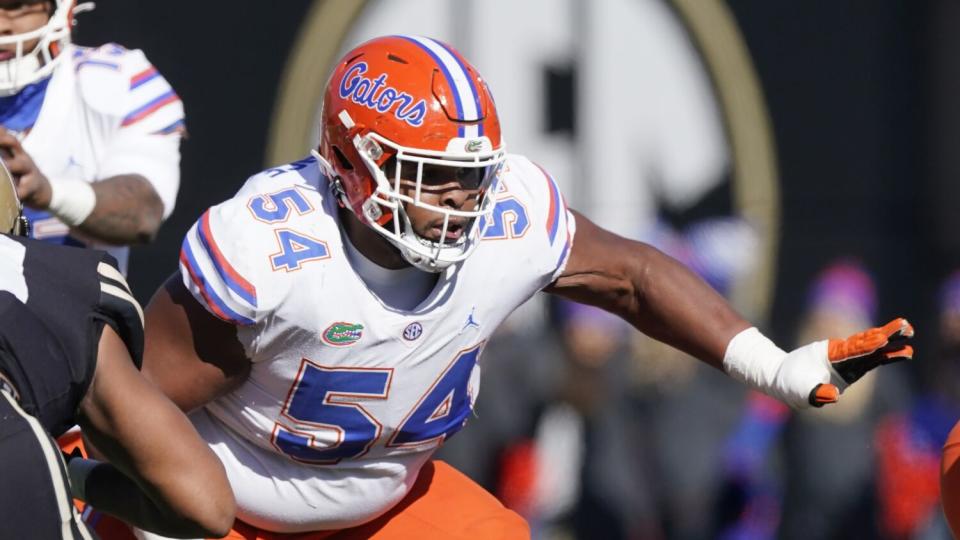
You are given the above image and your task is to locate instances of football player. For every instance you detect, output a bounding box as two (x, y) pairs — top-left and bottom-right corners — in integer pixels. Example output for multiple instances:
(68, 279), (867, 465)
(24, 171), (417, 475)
(140, 36), (914, 538)
(0, 163), (234, 538)
(0, 0), (184, 273)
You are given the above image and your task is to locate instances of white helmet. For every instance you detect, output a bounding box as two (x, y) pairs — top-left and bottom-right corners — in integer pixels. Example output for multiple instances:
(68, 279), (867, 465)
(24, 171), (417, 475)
(0, 0), (94, 96)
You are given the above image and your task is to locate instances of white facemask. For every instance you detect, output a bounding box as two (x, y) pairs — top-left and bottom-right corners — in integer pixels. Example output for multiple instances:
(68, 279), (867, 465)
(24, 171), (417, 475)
(0, 1), (94, 96)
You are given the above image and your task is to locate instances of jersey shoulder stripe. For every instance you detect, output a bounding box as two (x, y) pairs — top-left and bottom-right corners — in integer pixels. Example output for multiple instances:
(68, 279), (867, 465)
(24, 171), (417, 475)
(153, 118), (186, 135)
(121, 90), (179, 127)
(197, 210), (258, 307)
(506, 156), (572, 249)
(129, 66), (159, 90)
(533, 162), (566, 246)
(70, 43), (185, 134)
(496, 155), (576, 284)
(179, 233), (256, 327)
(179, 159), (331, 327)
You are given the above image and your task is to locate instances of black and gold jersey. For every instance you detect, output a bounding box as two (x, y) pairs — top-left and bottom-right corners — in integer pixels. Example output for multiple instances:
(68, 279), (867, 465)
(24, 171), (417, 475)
(0, 234), (144, 437)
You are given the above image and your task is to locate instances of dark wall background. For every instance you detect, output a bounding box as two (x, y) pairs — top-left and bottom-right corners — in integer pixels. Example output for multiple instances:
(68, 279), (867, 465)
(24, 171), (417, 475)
(726, 1), (929, 346)
(75, 1), (956, 377)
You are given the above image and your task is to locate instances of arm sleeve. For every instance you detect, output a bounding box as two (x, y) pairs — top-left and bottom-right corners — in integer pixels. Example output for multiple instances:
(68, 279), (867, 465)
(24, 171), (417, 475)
(77, 45), (185, 219)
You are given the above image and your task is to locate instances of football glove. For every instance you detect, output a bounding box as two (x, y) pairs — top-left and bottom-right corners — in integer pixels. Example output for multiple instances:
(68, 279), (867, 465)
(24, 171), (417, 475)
(810, 317), (914, 406)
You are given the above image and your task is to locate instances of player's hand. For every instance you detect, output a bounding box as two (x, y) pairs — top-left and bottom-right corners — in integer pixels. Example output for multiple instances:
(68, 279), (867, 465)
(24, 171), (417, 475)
(826, 317), (914, 384)
(0, 126), (52, 209)
(778, 318), (914, 409)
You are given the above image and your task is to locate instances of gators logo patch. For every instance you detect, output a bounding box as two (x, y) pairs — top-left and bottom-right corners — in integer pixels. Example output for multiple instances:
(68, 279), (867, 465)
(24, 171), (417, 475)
(322, 322), (364, 347)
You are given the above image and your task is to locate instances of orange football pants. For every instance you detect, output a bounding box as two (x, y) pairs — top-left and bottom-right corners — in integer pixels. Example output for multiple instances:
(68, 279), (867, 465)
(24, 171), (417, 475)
(59, 431), (528, 540)
(224, 461), (529, 540)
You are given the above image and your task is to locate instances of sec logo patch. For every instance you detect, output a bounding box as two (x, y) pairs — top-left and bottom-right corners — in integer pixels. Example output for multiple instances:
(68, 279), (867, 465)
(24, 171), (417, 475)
(403, 322), (423, 341)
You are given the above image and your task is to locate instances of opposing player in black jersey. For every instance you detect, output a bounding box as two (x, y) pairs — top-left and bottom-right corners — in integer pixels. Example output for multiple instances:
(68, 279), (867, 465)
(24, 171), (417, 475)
(0, 165), (235, 538)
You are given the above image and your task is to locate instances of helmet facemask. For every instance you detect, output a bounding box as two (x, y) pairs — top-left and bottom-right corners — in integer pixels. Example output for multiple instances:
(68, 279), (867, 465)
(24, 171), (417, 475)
(316, 128), (506, 273)
(0, 0), (93, 96)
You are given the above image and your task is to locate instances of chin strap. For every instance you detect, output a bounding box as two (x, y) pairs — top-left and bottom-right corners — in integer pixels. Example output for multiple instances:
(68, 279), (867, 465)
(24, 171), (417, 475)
(313, 149), (350, 211)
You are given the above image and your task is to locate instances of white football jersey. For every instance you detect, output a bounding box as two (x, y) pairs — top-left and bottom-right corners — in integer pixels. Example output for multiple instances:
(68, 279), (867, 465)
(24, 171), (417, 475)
(21, 43), (184, 273)
(179, 154), (575, 532)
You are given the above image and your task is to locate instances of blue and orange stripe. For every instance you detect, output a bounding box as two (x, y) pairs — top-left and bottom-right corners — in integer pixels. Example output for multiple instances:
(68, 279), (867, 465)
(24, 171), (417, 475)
(130, 66), (159, 90)
(535, 163), (563, 245)
(180, 236), (255, 326)
(153, 118), (186, 136)
(196, 211), (257, 307)
(121, 90), (180, 127)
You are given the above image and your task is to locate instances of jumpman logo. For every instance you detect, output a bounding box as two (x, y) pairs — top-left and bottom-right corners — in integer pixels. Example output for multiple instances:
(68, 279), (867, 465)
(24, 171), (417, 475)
(462, 307), (480, 331)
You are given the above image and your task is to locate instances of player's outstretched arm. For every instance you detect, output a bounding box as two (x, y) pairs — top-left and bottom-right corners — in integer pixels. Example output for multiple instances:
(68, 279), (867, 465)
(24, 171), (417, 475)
(545, 210), (914, 408)
(74, 325), (235, 538)
(141, 273), (252, 413)
(546, 210), (751, 367)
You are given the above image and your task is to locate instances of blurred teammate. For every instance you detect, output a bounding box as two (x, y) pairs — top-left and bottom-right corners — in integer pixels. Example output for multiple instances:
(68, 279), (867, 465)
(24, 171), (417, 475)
(0, 0), (184, 273)
(141, 36), (914, 538)
(0, 165), (234, 537)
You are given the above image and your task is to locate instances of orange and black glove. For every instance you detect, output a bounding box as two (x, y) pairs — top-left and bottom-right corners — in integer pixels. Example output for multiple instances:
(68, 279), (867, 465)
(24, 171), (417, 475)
(808, 318), (914, 407)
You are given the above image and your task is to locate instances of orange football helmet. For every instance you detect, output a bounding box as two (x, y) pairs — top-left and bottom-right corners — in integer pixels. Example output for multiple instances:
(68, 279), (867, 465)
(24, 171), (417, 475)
(314, 35), (506, 272)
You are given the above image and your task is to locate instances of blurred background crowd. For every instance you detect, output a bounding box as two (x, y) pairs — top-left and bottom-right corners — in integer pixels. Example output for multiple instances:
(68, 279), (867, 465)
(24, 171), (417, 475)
(73, 0), (960, 538)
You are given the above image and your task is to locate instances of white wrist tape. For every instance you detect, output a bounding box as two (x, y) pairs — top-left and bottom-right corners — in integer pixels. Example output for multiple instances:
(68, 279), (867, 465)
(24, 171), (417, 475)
(723, 327), (833, 409)
(67, 457), (100, 501)
(722, 327), (788, 395)
(48, 179), (96, 226)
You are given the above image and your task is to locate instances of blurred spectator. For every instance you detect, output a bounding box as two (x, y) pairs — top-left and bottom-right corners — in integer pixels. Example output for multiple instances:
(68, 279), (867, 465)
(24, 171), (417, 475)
(777, 260), (889, 540)
(870, 270), (960, 540)
(625, 218), (758, 540)
(716, 392), (789, 540)
(547, 299), (655, 540)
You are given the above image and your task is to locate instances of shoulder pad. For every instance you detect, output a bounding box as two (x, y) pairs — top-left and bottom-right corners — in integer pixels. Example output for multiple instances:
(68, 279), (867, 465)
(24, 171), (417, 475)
(497, 155), (571, 245)
(72, 44), (184, 134)
(236, 156), (327, 198)
(180, 159), (339, 326)
(487, 155), (575, 283)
